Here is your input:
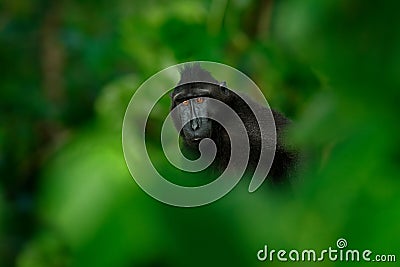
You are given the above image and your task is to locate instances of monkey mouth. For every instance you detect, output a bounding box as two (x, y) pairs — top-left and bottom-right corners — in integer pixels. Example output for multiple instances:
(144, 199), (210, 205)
(185, 136), (206, 147)
(182, 128), (212, 145)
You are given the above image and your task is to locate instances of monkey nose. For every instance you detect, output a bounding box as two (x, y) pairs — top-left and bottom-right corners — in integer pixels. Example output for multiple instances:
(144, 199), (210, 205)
(191, 119), (200, 130)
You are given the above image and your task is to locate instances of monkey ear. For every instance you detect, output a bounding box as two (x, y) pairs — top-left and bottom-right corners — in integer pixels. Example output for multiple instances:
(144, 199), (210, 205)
(219, 81), (229, 96)
(169, 88), (177, 99)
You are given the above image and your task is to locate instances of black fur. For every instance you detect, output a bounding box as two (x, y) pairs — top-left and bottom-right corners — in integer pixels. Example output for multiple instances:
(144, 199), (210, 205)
(171, 64), (297, 184)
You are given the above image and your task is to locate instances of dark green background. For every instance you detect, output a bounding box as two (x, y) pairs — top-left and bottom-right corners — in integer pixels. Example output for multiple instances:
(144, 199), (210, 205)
(1, 0), (399, 266)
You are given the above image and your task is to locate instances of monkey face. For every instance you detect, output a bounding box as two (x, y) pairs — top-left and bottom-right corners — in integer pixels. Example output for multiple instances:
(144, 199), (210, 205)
(178, 97), (212, 146)
(170, 81), (231, 148)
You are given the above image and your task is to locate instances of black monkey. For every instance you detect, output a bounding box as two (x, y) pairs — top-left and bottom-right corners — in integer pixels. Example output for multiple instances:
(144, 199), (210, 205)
(170, 64), (297, 185)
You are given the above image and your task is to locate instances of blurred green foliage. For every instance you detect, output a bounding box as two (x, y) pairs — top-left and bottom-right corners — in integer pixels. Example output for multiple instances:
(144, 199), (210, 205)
(1, 0), (399, 266)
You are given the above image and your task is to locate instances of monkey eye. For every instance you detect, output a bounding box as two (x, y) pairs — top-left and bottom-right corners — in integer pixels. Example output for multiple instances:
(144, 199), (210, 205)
(182, 100), (189, 106)
(196, 97), (204, 103)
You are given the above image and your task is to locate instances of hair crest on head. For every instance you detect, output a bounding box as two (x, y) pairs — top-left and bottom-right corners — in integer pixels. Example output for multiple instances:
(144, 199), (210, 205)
(178, 63), (219, 85)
